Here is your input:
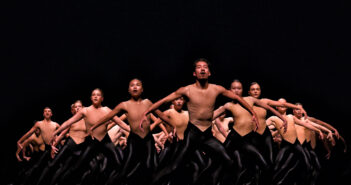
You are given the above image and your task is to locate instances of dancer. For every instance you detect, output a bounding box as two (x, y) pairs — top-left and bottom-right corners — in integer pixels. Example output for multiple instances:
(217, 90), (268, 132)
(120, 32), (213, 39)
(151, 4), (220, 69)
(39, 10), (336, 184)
(213, 79), (288, 185)
(266, 98), (324, 185)
(92, 79), (159, 185)
(16, 107), (60, 185)
(51, 89), (129, 185)
(140, 59), (259, 185)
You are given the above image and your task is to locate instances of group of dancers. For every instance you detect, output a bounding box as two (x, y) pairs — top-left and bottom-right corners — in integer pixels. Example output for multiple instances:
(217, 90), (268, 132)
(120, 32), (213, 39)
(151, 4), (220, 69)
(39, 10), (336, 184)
(13, 58), (346, 185)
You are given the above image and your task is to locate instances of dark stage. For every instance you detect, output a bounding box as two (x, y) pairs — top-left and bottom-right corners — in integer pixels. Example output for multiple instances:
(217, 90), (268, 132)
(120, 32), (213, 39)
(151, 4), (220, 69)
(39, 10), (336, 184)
(2, 0), (350, 184)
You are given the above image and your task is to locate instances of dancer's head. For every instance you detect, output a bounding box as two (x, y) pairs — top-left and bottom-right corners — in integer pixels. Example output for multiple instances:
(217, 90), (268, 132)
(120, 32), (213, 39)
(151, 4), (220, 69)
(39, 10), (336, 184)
(43, 107), (52, 119)
(172, 96), (185, 112)
(128, 78), (143, 98)
(74, 100), (83, 113)
(248, 82), (261, 98)
(91, 88), (104, 106)
(276, 98), (287, 114)
(230, 79), (243, 96)
(193, 58), (211, 80)
(293, 103), (303, 119)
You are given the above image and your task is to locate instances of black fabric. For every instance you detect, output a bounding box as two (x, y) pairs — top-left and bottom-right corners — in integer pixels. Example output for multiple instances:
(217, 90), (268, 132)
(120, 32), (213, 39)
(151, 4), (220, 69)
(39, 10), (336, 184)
(152, 122), (233, 185)
(107, 131), (157, 185)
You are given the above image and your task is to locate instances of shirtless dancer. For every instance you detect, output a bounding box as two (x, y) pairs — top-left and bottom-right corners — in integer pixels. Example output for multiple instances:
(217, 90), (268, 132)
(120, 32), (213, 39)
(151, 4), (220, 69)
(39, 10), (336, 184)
(37, 100), (88, 185)
(92, 79), (159, 185)
(16, 128), (45, 162)
(213, 80), (288, 185)
(140, 59), (259, 185)
(16, 107), (60, 185)
(51, 89), (130, 185)
(292, 103), (335, 185)
(212, 113), (233, 143)
(266, 98), (324, 185)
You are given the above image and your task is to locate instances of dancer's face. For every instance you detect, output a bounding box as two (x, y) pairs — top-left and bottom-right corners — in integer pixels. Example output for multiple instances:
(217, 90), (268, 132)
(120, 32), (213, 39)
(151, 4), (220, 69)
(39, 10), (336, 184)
(128, 79), (143, 97)
(230, 82), (243, 96)
(91, 90), (103, 105)
(193, 61), (211, 80)
(74, 102), (83, 113)
(249, 84), (261, 98)
(172, 97), (185, 111)
(293, 105), (303, 118)
(276, 99), (287, 114)
(43, 108), (52, 119)
(34, 128), (40, 136)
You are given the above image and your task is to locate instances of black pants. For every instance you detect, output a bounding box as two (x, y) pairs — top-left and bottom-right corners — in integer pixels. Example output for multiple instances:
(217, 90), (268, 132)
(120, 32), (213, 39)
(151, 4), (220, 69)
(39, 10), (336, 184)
(58, 134), (122, 185)
(152, 123), (233, 185)
(223, 128), (269, 185)
(272, 140), (311, 185)
(107, 132), (157, 185)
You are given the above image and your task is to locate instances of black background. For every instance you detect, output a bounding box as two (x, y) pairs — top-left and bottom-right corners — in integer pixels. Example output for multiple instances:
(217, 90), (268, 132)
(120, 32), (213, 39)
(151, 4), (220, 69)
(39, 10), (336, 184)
(2, 0), (350, 184)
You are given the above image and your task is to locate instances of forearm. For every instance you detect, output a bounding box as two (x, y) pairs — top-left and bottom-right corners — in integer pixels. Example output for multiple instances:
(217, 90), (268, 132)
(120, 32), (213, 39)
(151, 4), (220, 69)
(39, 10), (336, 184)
(54, 128), (69, 146)
(212, 106), (225, 120)
(159, 123), (169, 136)
(309, 117), (336, 131)
(309, 121), (332, 134)
(112, 116), (130, 132)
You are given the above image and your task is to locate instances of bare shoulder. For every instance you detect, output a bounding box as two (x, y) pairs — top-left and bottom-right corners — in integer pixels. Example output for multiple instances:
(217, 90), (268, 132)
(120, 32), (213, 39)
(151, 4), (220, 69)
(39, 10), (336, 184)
(102, 106), (112, 112)
(143, 99), (153, 106)
(211, 84), (225, 92)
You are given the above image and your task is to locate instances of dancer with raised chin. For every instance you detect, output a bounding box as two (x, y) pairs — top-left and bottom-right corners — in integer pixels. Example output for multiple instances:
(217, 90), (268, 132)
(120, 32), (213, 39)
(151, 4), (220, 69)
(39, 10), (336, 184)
(92, 78), (160, 185)
(140, 59), (259, 185)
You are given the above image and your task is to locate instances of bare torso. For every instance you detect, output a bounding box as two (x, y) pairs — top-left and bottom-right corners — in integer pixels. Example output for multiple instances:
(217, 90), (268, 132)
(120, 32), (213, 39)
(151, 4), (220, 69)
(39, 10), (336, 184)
(164, 109), (189, 140)
(29, 133), (45, 152)
(268, 115), (298, 144)
(123, 99), (153, 138)
(186, 84), (220, 131)
(83, 105), (111, 141)
(225, 97), (256, 136)
(294, 117), (307, 144)
(253, 105), (267, 134)
(212, 117), (232, 143)
(37, 120), (59, 145)
(69, 119), (87, 144)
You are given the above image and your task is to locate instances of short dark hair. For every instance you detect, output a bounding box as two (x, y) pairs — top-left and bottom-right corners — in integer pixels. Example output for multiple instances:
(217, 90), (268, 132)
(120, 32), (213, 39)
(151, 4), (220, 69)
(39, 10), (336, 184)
(44, 107), (51, 111)
(249, 82), (259, 89)
(193, 58), (210, 68)
(295, 102), (303, 106)
(92, 88), (104, 97)
(129, 78), (143, 86)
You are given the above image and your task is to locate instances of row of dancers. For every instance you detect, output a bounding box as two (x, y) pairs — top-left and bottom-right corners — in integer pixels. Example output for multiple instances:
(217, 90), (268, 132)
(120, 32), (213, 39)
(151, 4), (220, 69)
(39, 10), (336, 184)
(13, 58), (346, 185)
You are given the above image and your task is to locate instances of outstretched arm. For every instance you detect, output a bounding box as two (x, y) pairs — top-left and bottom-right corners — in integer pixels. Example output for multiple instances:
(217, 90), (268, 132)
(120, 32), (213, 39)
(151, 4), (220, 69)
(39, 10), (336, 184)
(307, 120), (334, 141)
(308, 117), (340, 139)
(53, 128), (70, 147)
(252, 97), (288, 133)
(220, 87), (259, 130)
(293, 116), (324, 140)
(92, 103), (125, 131)
(212, 106), (226, 120)
(143, 87), (186, 117)
(263, 99), (307, 118)
(53, 110), (85, 137)
(17, 122), (40, 149)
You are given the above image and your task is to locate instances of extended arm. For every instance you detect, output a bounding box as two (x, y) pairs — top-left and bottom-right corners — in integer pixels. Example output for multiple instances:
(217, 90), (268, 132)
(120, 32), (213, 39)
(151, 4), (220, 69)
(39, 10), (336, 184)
(253, 98), (288, 133)
(92, 103), (125, 131)
(212, 106), (226, 120)
(17, 122), (39, 149)
(263, 99), (307, 118)
(293, 117), (323, 139)
(53, 110), (85, 137)
(221, 88), (259, 130)
(308, 117), (339, 139)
